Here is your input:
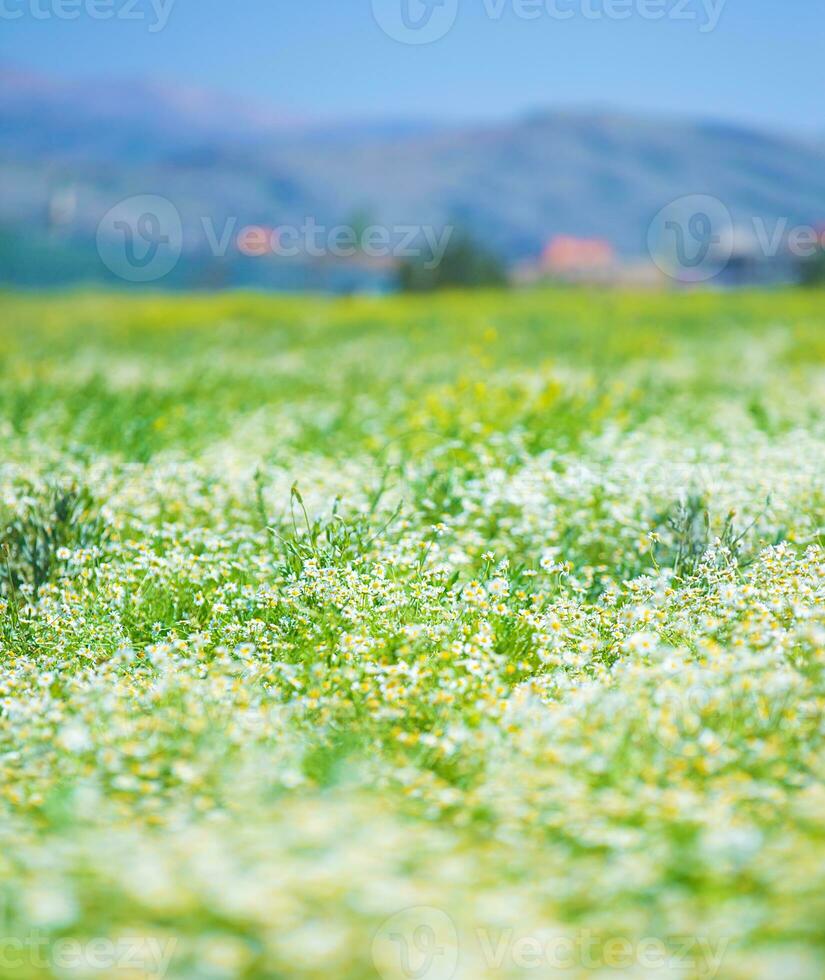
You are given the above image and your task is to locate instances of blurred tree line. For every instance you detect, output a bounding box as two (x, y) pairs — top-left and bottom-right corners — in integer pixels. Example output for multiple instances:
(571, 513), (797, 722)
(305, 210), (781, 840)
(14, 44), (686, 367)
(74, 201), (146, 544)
(398, 232), (507, 291)
(799, 242), (825, 287)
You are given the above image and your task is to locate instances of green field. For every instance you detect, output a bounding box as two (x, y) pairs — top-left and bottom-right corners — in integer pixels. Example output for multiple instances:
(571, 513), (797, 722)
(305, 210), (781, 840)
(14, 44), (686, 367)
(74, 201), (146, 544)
(0, 289), (823, 979)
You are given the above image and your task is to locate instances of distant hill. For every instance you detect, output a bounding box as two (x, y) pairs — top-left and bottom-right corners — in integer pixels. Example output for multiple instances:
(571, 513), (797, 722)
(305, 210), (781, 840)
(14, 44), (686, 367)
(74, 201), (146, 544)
(2, 67), (824, 285)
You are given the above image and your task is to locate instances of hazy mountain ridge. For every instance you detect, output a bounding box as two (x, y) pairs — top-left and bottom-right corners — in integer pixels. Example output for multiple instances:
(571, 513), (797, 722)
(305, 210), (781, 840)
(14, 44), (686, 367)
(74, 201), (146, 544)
(2, 68), (825, 264)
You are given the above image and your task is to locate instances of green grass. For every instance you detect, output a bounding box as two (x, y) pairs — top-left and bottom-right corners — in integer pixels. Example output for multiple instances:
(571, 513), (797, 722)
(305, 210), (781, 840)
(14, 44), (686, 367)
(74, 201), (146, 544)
(0, 287), (823, 979)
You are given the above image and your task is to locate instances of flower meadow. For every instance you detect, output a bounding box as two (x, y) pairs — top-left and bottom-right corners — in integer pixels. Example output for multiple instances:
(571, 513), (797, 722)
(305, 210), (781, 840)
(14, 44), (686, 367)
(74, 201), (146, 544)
(0, 289), (823, 979)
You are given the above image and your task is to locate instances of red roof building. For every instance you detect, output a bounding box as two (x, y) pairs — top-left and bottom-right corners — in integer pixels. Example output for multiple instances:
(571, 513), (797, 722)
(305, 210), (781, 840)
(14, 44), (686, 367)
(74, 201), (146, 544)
(541, 235), (616, 273)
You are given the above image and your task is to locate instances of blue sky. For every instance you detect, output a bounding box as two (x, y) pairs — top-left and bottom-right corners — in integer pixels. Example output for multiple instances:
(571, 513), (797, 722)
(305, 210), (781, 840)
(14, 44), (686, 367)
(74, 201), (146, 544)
(2, 0), (823, 131)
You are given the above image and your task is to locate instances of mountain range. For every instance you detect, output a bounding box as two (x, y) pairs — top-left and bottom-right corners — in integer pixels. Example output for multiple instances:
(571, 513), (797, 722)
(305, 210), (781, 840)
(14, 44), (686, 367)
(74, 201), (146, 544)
(2, 65), (824, 286)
